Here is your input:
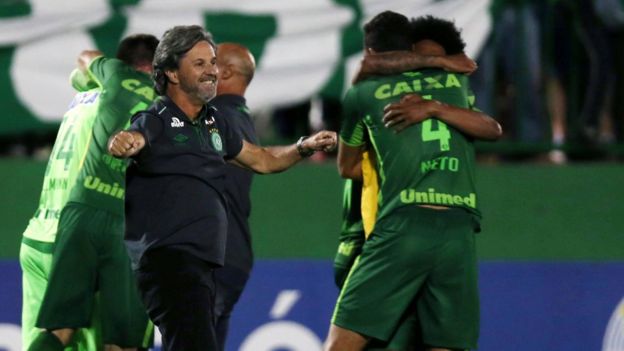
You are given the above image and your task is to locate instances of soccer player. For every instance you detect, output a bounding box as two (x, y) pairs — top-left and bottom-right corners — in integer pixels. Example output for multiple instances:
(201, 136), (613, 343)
(20, 58), (103, 351)
(108, 25), (336, 351)
(27, 34), (159, 351)
(334, 22), (492, 351)
(334, 37), (479, 290)
(326, 12), (502, 351)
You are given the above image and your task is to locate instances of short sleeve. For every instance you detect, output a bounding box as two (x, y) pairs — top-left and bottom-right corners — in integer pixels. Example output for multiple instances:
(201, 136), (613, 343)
(128, 112), (163, 152)
(467, 89), (481, 112)
(339, 87), (367, 147)
(87, 57), (126, 87)
(222, 117), (244, 159)
(69, 68), (98, 92)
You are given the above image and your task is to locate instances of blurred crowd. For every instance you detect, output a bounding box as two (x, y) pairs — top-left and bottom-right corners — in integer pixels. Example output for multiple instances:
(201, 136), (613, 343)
(471, 0), (624, 162)
(272, 0), (624, 163)
(3, 0), (624, 163)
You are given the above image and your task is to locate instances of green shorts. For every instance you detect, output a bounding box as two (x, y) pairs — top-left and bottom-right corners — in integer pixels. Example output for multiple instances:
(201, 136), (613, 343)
(35, 202), (153, 348)
(332, 206), (479, 350)
(20, 240), (100, 351)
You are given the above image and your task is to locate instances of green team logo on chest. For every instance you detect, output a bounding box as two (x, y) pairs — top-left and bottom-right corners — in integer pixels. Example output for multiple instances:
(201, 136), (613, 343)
(211, 132), (223, 151)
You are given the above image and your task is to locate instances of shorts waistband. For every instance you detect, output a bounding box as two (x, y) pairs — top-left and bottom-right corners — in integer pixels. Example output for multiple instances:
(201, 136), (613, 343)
(33, 208), (62, 220)
(22, 237), (55, 254)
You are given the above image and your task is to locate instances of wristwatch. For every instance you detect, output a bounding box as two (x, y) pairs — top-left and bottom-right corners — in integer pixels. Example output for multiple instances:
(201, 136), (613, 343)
(296, 136), (315, 157)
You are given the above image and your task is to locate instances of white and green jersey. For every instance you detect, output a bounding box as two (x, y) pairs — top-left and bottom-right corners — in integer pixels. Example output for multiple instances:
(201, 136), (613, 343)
(22, 87), (100, 243)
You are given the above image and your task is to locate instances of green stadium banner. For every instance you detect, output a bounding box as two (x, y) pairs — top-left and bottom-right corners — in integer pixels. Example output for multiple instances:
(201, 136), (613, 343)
(0, 0), (491, 135)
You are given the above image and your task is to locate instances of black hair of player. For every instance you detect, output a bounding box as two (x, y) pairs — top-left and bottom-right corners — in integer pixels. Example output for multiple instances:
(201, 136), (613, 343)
(411, 15), (466, 55)
(152, 25), (216, 95)
(116, 34), (159, 68)
(364, 11), (413, 53)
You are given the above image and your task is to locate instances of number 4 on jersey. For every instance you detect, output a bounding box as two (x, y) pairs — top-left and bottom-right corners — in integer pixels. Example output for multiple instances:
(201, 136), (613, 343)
(420, 95), (451, 151)
(422, 120), (451, 151)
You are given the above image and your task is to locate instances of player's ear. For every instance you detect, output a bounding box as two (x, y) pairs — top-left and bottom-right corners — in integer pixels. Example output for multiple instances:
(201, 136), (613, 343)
(219, 64), (234, 80)
(165, 69), (179, 84)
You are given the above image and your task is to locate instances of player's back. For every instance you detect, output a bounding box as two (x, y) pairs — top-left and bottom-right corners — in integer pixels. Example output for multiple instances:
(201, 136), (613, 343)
(68, 57), (155, 215)
(350, 69), (480, 224)
(22, 89), (100, 243)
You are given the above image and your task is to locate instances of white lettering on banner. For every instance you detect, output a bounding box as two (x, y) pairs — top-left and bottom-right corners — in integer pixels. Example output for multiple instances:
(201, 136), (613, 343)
(602, 297), (624, 351)
(0, 323), (21, 351)
(270, 289), (301, 319)
(240, 289), (323, 351)
(241, 321), (323, 351)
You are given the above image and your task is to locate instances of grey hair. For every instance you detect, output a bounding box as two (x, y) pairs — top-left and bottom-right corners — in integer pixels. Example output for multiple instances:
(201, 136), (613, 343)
(152, 25), (216, 95)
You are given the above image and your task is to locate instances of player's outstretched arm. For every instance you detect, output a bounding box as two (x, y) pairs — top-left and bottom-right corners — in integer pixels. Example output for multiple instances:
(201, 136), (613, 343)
(233, 131), (337, 174)
(108, 131), (146, 158)
(353, 51), (477, 84)
(383, 94), (502, 140)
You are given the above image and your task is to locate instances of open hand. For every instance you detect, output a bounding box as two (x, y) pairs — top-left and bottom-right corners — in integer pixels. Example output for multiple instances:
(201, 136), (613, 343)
(383, 94), (439, 133)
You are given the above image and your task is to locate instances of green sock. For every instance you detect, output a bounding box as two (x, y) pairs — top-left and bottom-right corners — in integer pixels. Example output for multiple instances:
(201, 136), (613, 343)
(28, 331), (64, 351)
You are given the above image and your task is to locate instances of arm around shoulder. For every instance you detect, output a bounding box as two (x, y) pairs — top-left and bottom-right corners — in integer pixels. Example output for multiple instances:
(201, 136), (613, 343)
(382, 94), (502, 141)
(354, 51), (477, 84)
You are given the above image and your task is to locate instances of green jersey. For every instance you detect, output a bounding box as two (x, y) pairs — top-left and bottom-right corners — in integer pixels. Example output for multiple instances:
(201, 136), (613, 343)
(22, 90), (100, 243)
(340, 69), (481, 226)
(68, 57), (155, 215)
(340, 179), (365, 239)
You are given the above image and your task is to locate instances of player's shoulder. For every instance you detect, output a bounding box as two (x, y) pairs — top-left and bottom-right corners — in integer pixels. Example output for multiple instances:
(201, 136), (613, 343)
(131, 98), (162, 122)
(89, 56), (125, 75)
(419, 68), (469, 82)
(92, 57), (146, 83)
(354, 74), (391, 87)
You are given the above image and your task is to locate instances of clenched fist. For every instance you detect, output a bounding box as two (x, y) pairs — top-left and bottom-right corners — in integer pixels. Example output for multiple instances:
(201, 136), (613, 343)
(301, 130), (338, 153)
(108, 131), (146, 158)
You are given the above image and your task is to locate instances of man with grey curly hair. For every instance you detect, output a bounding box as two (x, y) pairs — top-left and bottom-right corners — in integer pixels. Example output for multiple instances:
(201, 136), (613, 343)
(109, 25), (337, 350)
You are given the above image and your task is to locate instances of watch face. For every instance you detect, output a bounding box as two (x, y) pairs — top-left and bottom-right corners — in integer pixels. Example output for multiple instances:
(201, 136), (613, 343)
(297, 136), (314, 157)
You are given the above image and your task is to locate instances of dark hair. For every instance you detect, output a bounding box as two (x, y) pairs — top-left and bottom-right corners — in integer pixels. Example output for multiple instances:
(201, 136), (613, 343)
(410, 16), (466, 55)
(116, 34), (159, 68)
(363, 11), (413, 53)
(152, 25), (216, 95)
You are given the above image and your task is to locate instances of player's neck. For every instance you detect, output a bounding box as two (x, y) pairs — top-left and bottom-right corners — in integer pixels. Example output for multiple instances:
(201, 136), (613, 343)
(217, 81), (246, 97)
